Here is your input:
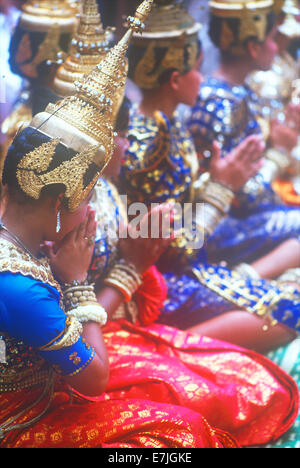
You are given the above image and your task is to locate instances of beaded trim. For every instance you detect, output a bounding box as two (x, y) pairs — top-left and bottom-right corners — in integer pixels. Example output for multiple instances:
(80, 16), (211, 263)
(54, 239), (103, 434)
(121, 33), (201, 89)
(0, 238), (67, 394)
(39, 316), (83, 352)
(0, 238), (62, 295)
(0, 369), (52, 394)
(192, 266), (298, 331)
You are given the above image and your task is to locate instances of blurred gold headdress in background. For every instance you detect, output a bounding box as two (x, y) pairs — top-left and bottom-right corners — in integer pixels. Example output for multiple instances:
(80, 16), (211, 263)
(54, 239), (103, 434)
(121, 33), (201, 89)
(17, 0), (154, 211)
(53, 0), (115, 97)
(15, 0), (78, 78)
(20, 0), (77, 33)
(209, 0), (275, 55)
(131, 0), (202, 90)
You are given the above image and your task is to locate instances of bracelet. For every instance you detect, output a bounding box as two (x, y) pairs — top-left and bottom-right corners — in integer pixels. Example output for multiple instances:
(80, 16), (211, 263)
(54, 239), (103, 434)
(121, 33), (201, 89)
(63, 283), (108, 326)
(194, 172), (235, 215)
(202, 203), (225, 237)
(277, 268), (300, 286)
(64, 284), (98, 310)
(103, 260), (142, 303)
(61, 278), (89, 291)
(234, 263), (261, 280)
(262, 148), (290, 181)
(67, 304), (107, 326)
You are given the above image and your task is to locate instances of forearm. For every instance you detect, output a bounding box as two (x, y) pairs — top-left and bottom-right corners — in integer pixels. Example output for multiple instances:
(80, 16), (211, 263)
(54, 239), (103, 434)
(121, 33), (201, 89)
(65, 322), (109, 397)
(95, 260), (143, 321)
(96, 285), (124, 321)
(251, 239), (300, 280)
(193, 173), (235, 239)
(81, 321), (109, 372)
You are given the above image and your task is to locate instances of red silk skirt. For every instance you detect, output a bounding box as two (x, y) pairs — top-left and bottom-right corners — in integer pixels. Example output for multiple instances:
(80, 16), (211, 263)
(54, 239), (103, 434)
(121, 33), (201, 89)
(1, 321), (298, 448)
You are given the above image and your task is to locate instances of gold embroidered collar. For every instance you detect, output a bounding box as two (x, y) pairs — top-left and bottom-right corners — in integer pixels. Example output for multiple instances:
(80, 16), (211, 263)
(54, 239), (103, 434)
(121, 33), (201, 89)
(0, 238), (61, 293)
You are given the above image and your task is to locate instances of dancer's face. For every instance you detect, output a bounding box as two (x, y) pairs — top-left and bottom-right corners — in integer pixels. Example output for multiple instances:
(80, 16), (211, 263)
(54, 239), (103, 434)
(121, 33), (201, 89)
(172, 56), (203, 106)
(250, 29), (278, 71)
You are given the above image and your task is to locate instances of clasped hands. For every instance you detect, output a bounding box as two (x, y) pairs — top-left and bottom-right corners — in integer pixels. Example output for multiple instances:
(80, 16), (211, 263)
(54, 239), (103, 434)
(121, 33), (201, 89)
(42, 204), (176, 284)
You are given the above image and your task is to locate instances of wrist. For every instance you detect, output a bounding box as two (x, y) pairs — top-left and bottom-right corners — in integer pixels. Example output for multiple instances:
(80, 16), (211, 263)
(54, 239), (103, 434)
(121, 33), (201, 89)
(210, 176), (236, 193)
(61, 276), (88, 291)
(103, 260), (142, 303)
(194, 172), (235, 215)
(63, 281), (108, 327)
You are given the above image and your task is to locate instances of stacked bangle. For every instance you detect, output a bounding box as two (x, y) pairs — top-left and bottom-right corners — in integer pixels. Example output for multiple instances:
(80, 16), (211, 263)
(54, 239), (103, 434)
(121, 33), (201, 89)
(104, 260), (142, 302)
(193, 173), (235, 238)
(278, 268), (300, 286)
(63, 280), (107, 326)
(234, 263), (261, 280)
(194, 172), (235, 215)
(266, 148), (290, 173)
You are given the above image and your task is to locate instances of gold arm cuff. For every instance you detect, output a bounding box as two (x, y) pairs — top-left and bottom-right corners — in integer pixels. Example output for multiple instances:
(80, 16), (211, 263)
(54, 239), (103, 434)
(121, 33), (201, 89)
(39, 316), (83, 351)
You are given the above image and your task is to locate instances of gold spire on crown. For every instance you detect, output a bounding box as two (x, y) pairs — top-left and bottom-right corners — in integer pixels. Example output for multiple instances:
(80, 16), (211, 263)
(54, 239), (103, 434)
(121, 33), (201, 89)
(20, 0), (154, 212)
(278, 0), (300, 38)
(53, 0), (115, 97)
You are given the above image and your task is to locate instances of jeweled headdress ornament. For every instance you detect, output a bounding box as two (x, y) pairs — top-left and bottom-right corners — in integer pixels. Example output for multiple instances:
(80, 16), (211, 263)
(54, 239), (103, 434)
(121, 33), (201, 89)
(130, 0), (202, 90)
(53, 0), (115, 97)
(10, 0), (77, 79)
(67, 0), (82, 14)
(209, 0), (275, 55)
(277, 0), (300, 38)
(16, 0), (154, 212)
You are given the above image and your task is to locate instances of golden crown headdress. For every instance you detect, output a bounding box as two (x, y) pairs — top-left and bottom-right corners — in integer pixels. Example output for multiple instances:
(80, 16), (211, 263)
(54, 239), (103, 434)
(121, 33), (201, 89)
(209, 0), (275, 54)
(13, 0), (78, 79)
(131, 0), (202, 89)
(53, 0), (115, 97)
(17, 0), (154, 212)
(20, 0), (77, 33)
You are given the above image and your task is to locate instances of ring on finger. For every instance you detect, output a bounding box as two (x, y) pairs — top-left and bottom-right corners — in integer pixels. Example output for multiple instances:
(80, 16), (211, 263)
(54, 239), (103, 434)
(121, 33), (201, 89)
(84, 236), (95, 246)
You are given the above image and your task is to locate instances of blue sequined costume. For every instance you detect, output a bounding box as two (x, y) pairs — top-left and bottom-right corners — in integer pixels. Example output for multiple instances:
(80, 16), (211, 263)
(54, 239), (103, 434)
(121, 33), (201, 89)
(0, 239), (95, 395)
(188, 77), (300, 265)
(85, 125), (300, 333)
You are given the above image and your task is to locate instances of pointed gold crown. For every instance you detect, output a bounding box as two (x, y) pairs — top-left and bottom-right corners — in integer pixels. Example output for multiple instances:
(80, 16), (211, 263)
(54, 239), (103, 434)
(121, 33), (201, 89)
(18, 0), (154, 212)
(278, 0), (300, 38)
(53, 0), (115, 97)
(131, 0), (202, 89)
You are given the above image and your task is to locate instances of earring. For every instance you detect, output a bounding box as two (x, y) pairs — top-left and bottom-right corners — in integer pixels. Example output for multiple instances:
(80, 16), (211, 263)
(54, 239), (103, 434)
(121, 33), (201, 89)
(56, 210), (61, 234)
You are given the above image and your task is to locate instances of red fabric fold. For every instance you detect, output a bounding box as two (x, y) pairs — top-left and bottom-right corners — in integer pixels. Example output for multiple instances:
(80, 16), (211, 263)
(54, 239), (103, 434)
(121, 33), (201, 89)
(1, 320), (298, 448)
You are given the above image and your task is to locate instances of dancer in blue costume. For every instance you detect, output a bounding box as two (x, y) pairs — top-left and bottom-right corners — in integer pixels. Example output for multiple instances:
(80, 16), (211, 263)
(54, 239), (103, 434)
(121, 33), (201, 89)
(114, 0), (300, 351)
(91, 100), (299, 352)
(188, 0), (300, 266)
